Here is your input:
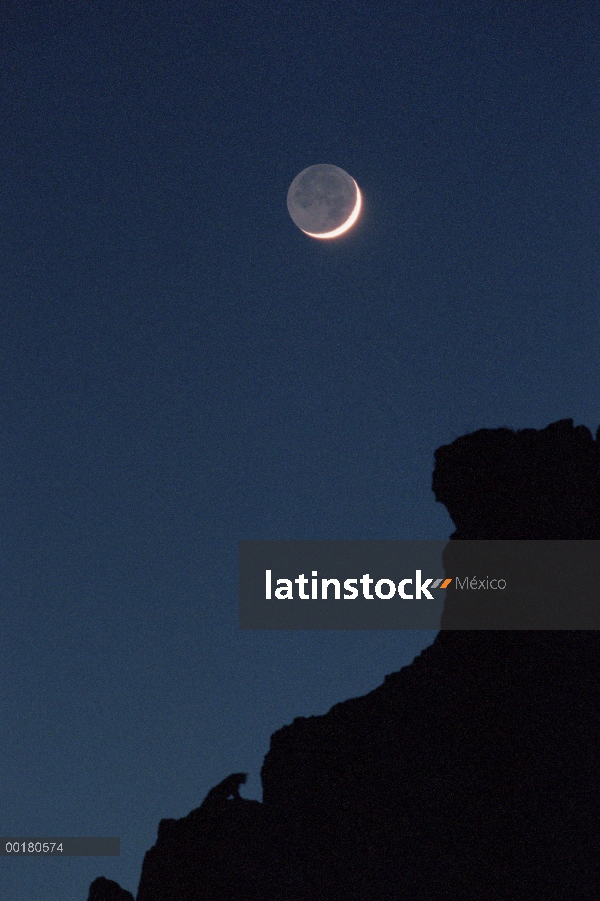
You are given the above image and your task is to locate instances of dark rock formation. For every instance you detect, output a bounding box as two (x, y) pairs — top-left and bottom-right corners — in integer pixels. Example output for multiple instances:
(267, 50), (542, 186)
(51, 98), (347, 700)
(199, 772), (247, 806)
(432, 418), (600, 540)
(135, 773), (266, 901)
(436, 418), (600, 628)
(136, 790), (265, 901)
(87, 876), (134, 901)
(88, 418), (600, 900)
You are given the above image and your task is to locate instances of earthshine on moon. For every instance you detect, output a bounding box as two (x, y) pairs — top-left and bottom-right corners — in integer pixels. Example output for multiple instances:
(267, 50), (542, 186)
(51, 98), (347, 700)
(287, 164), (361, 239)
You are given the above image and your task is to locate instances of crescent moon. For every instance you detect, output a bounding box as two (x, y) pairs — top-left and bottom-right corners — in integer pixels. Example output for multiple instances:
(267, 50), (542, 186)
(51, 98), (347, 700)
(287, 165), (362, 240)
(302, 181), (362, 240)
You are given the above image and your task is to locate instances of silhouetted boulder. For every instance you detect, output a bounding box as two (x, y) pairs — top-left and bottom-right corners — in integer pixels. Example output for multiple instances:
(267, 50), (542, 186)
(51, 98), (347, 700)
(432, 417), (600, 540)
(87, 418), (600, 901)
(136, 776), (265, 901)
(87, 876), (134, 901)
(435, 419), (600, 628)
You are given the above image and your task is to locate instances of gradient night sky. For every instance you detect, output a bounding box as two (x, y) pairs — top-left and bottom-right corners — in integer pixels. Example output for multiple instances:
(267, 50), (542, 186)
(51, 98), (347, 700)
(1, 3), (598, 899)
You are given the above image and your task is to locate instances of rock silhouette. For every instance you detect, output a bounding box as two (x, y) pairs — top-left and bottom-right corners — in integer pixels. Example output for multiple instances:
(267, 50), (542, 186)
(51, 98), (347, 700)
(432, 417), (600, 540)
(198, 772), (247, 806)
(87, 418), (600, 900)
(87, 876), (134, 901)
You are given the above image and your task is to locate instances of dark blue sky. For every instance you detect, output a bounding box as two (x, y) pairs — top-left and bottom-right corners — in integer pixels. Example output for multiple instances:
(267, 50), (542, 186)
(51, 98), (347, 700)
(1, 2), (598, 899)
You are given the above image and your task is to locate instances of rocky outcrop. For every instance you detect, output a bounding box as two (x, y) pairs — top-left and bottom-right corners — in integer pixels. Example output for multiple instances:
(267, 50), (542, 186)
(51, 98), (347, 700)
(87, 876), (134, 901)
(136, 793), (267, 901)
(432, 417), (600, 540)
(88, 418), (600, 900)
(134, 774), (270, 901)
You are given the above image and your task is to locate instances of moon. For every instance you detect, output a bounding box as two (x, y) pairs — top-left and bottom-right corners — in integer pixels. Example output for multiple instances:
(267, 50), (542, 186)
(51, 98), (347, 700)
(287, 164), (362, 239)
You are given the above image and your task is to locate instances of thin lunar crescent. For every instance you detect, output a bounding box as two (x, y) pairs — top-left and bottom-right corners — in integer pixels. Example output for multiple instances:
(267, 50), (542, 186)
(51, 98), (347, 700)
(287, 164), (362, 239)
